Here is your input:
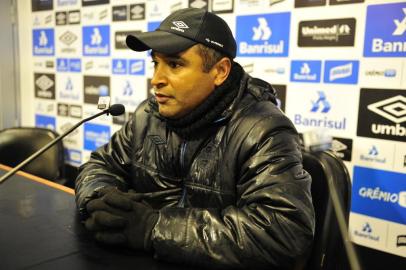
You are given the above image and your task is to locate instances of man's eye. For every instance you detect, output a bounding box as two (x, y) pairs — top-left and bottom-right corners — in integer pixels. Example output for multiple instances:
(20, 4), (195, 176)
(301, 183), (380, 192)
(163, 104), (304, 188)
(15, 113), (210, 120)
(168, 61), (180, 68)
(151, 60), (158, 68)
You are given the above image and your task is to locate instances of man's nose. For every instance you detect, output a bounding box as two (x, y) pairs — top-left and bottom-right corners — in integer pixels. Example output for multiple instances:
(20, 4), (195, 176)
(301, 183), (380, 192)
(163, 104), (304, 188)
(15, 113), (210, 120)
(151, 66), (167, 90)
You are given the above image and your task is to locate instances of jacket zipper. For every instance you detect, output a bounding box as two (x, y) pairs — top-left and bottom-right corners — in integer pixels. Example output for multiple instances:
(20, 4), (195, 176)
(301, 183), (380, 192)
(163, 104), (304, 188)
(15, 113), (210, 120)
(177, 141), (187, 207)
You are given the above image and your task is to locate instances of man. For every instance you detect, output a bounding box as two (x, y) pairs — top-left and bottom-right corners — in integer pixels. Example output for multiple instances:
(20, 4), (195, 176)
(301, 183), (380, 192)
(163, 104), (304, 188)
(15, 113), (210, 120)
(75, 8), (315, 269)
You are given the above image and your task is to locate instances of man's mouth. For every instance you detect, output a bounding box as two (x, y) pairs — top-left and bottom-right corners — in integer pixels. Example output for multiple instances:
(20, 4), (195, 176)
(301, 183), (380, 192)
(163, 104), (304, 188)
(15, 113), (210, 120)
(155, 93), (171, 103)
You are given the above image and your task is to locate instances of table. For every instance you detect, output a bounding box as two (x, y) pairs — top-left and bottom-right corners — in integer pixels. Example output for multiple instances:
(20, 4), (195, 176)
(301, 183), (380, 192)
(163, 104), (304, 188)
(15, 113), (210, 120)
(0, 165), (190, 270)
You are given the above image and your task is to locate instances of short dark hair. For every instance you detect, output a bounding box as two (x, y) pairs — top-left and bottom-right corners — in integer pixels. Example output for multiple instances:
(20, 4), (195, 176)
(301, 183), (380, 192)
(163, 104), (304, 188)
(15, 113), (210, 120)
(196, 44), (228, 73)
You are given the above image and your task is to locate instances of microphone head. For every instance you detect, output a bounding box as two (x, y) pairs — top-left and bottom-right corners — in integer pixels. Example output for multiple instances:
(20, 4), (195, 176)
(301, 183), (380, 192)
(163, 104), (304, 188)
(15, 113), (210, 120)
(109, 104), (125, 116)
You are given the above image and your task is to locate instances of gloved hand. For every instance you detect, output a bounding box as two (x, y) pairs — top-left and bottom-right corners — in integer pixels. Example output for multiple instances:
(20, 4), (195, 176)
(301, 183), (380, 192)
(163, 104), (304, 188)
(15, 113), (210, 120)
(84, 187), (159, 251)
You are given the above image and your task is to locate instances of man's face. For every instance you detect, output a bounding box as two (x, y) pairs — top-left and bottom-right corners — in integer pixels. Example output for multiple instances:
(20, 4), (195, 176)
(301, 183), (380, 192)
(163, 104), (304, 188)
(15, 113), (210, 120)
(151, 45), (217, 119)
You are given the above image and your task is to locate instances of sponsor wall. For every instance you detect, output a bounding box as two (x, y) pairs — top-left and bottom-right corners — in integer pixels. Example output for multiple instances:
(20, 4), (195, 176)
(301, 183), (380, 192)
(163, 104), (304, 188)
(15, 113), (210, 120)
(20, 0), (405, 257)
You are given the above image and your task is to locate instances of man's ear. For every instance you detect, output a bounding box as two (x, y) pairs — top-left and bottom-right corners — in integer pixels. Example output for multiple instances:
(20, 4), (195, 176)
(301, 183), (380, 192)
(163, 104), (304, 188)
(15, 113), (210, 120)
(212, 57), (232, 86)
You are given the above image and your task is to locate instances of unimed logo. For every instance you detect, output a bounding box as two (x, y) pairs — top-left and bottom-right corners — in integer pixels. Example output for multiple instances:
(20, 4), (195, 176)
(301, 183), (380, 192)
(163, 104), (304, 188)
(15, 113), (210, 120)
(364, 2), (406, 57)
(82, 0), (109, 6)
(115, 30), (140, 49)
(83, 75), (110, 104)
(298, 18), (356, 47)
(357, 88), (406, 142)
(295, 0), (326, 8)
(236, 13), (290, 57)
(32, 0), (53, 11)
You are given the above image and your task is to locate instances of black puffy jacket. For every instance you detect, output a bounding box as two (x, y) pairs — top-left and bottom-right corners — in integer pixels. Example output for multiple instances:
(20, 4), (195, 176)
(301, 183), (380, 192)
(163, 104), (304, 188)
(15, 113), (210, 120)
(75, 71), (315, 269)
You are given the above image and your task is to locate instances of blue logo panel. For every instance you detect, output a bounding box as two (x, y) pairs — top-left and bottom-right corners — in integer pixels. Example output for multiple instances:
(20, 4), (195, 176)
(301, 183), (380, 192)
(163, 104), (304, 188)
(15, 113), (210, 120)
(57, 58), (69, 72)
(324, 60), (359, 84)
(69, 58), (81, 72)
(290, 60), (321, 83)
(82, 25), (110, 56)
(148, 22), (161, 31)
(236, 13), (290, 57)
(57, 58), (81, 72)
(352, 166), (406, 224)
(364, 2), (406, 57)
(35, 114), (56, 130)
(64, 148), (82, 166)
(84, 123), (110, 151)
(33, 29), (55, 56)
(112, 59), (128, 74)
(129, 59), (145, 75)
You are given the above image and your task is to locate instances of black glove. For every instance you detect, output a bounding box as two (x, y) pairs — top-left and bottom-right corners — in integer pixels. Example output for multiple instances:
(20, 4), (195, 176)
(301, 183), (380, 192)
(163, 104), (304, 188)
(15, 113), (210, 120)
(84, 187), (159, 251)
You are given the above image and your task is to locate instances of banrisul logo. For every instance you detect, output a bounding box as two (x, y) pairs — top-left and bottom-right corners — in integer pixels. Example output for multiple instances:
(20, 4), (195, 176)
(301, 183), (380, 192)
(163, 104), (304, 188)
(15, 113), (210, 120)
(360, 145), (387, 164)
(364, 2), (406, 57)
(354, 222), (380, 242)
(294, 91), (347, 130)
(82, 25), (110, 56)
(236, 13), (290, 57)
(112, 59), (127, 74)
(33, 29), (54, 56)
(114, 80), (139, 107)
(323, 60), (359, 84)
(357, 88), (405, 142)
(290, 60), (321, 83)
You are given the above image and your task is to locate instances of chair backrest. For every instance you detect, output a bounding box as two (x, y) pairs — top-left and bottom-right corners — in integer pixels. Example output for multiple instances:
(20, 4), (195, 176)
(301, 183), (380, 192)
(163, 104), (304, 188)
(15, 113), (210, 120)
(302, 150), (352, 270)
(0, 127), (65, 182)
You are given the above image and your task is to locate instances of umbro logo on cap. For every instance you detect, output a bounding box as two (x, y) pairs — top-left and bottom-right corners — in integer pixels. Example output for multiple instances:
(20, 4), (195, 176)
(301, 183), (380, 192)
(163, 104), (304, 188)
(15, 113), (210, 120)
(125, 8), (237, 58)
(171, 21), (189, 32)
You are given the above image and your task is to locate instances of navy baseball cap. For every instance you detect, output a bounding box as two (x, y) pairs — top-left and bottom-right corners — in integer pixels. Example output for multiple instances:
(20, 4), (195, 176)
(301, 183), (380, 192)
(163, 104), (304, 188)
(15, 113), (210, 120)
(126, 8), (236, 58)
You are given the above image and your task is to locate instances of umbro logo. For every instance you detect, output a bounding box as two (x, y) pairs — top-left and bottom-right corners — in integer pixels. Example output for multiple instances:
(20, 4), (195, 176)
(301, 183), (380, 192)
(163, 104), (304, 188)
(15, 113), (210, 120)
(171, 21), (189, 32)
(59, 30), (77, 46)
(148, 135), (166, 145)
(36, 75), (54, 91)
(367, 95), (406, 124)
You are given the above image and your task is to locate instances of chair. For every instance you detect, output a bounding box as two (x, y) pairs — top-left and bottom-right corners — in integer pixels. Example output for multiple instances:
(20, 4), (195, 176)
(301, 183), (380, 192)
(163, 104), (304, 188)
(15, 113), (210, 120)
(302, 150), (353, 270)
(0, 127), (65, 183)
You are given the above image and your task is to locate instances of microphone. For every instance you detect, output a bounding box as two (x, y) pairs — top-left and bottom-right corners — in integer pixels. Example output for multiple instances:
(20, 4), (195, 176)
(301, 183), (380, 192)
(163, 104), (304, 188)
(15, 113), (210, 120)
(0, 104), (125, 184)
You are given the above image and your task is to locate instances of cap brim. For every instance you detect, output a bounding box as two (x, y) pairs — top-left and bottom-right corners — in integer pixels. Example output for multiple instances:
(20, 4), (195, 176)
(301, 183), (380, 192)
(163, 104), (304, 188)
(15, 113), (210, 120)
(126, 30), (197, 55)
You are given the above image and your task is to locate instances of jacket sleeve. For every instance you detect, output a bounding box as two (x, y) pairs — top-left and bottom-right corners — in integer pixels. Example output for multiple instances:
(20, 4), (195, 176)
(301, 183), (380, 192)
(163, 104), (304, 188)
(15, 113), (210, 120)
(151, 114), (315, 269)
(75, 116), (134, 215)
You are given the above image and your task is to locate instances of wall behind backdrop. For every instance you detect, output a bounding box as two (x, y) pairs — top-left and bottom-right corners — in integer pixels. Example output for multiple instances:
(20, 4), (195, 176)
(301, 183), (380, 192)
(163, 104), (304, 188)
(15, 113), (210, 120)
(18, 0), (405, 259)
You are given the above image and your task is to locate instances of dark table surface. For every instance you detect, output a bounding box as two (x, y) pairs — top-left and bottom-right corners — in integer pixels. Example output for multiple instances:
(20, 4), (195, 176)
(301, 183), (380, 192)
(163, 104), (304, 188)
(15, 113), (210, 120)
(0, 168), (191, 270)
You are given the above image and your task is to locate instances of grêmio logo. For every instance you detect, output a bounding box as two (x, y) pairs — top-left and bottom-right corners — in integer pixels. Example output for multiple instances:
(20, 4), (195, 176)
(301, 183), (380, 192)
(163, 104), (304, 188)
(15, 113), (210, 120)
(357, 88), (406, 142)
(364, 2), (406, 57)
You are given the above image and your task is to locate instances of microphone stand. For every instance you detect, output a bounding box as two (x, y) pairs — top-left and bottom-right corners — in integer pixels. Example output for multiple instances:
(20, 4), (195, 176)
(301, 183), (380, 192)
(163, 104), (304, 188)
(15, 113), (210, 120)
(321, 150), (362, 270)
(0, 109), (107, 184)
